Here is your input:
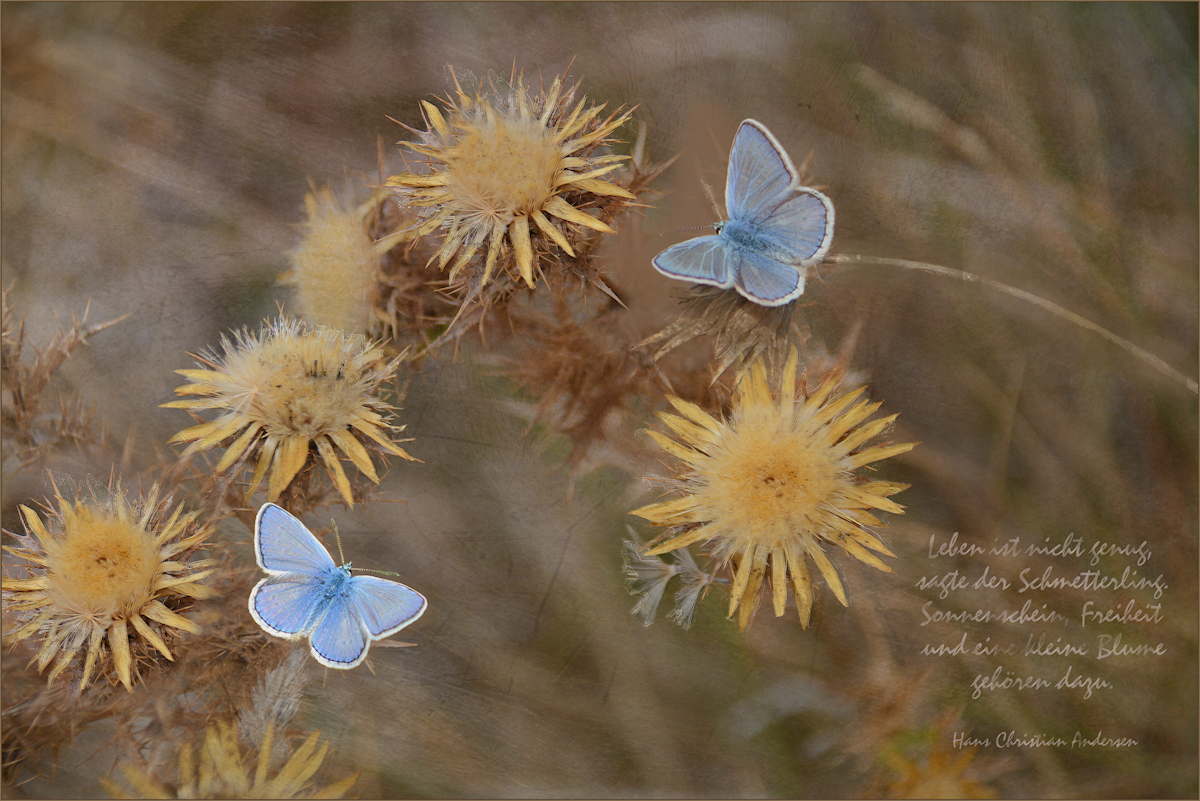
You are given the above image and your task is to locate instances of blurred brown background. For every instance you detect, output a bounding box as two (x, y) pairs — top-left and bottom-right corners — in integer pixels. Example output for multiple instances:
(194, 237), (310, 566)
(2, 3), (1196, 798)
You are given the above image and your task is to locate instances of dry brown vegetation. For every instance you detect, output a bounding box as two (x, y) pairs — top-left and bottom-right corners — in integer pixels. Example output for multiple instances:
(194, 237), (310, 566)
(2, 4), (1195, 798)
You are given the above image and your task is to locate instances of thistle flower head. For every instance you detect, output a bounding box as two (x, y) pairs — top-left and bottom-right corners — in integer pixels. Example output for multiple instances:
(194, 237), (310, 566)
(162, 316), (417, 507)
(103, 720), (356, 799)
(2, 480), (216, 691)
(387, 67), (635, 291)
(279, 185), (402, 337)
(883, 740), (998, 799)
(631, 348), (915, 629)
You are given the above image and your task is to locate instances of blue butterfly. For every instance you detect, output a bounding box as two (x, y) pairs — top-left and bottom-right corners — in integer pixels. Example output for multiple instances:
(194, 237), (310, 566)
(652, 119), (834, 307)
(248, 503), (427, 669)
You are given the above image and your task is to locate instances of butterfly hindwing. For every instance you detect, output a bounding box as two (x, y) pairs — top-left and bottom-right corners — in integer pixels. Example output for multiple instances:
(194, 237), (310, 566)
(309, 593), (372, 669)
(248, 573), (329, 638)
(734, 249), (805, 306)
(347, 575), (429, 638)
(306, 575), (427, 669)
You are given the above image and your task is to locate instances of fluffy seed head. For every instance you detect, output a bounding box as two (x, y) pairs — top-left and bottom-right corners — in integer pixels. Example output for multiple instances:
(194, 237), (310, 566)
(280, 186), (402, 336)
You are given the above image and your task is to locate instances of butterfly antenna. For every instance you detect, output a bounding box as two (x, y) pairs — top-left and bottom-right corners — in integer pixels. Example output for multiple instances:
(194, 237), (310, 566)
(329, 518), (401, 576)
(358, 567), (402, 577)
(331, 518), (346, 565)
(701, 178), (723, 219)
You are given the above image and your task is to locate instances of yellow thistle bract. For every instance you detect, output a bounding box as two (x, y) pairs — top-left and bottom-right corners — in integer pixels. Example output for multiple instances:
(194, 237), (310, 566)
(884, 743), (997, 799)
(631, 348), (916, 629)
(279, 186), (402, 336)
(1, 482), (216, 691)
(162, 317), (417, 507)
(103, 720), (356, 799)
(387, 67), (635, 289)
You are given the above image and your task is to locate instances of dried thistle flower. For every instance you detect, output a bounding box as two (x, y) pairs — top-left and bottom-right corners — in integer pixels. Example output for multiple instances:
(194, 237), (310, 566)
(387, 67), (635, 291)
(279, 185), (404, 337)
(501, 297), (679, 485)
(621, 532), (719, 629)
(641, 284), (811, 383)
(1, 286), (129, 473)
(622, 538), (680, 627)
(630, 348), (915, 629)
(2, 480), (216, 691)
(162, 316), (417, 507)
(103, 720), (356, 799)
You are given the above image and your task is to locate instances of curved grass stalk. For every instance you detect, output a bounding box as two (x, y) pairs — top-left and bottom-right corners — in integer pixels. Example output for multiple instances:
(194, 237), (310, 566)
(829, 253), (1197, 395)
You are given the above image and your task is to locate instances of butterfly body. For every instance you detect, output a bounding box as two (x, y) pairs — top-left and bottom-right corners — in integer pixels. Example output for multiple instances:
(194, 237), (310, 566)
(652, 119), (834, 307)
(249, 503), (427, 669)
(715, 218), (792, 259)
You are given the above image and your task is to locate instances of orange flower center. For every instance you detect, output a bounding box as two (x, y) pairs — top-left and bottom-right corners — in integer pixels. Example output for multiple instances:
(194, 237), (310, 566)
(702, 422), (843, 547)
(45, 508), (159, 616)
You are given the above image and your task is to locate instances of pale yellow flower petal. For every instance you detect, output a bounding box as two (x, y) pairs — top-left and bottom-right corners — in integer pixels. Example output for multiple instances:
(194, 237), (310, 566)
(846, 441), (917, 470)
(642, 523), (717, 556)
(543, 195), (615, 233)
(141, 599), (203, 636)
(770, 545), (788, 617)
(316, 435), (355, 506)
(110, 617), (133, 690)
(215, 422), (264, 473)
(736, 544), (770, 629)
(530, 209), (575, 257)
(510, 215), (535, 287)
(130, 614), (174, 661)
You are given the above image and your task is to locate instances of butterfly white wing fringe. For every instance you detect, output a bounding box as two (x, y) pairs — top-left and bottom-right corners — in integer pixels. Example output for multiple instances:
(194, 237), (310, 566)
(652, 119), (834, 306)
(248, 503), (427, 669)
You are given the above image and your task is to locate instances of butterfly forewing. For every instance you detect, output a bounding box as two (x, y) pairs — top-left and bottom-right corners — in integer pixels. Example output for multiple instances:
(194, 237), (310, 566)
(347, 575), (428, 638)
(725, 120), (800, 225)
(254, 503), (337, 575)
(651, 235), (737, 288)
